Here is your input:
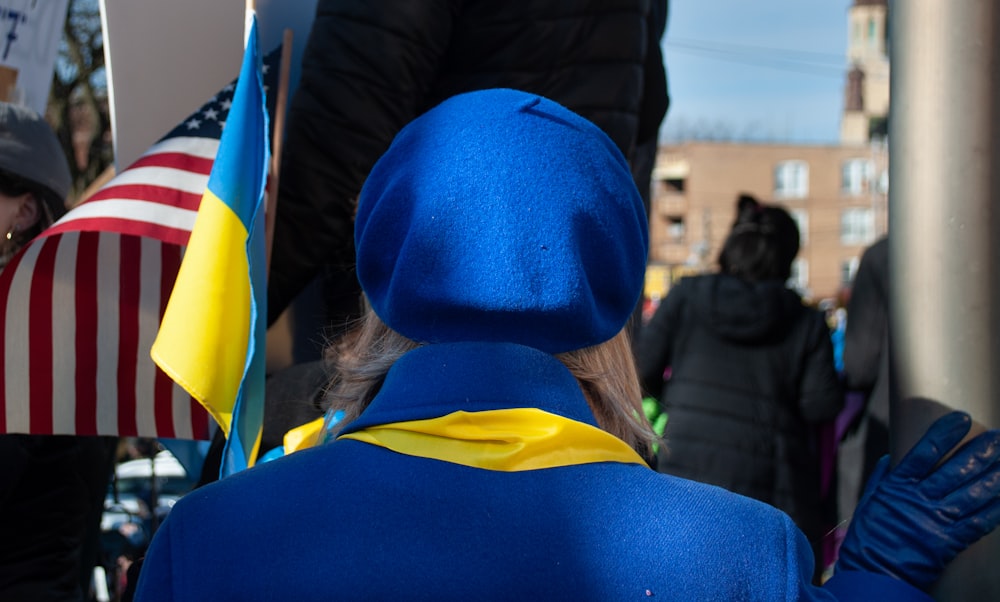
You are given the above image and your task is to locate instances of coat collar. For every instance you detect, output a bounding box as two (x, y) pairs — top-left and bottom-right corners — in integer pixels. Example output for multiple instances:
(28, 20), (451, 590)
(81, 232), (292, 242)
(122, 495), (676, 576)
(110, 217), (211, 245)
(339, 342), (599, 435)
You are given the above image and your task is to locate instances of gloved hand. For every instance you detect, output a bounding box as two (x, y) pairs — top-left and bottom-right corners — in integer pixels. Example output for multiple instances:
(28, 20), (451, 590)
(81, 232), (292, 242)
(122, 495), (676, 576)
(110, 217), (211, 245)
(837, 411), (1000, 590)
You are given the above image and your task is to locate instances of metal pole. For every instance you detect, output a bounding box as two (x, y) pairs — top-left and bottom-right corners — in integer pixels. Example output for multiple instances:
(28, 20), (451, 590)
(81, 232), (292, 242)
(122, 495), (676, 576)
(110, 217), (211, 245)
(890, 0), (1000, 599)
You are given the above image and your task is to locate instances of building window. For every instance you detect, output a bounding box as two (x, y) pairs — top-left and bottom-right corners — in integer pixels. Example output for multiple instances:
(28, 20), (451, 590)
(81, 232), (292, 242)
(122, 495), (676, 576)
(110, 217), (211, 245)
(774, 160), (809, 199)
(791, 209), (809, 244)
(666, 215), (685, 241)
(841, 208), (875, 245)
(790, 258), (809, 295)
(842, 257), (860, 285)
(841, 159), (873, 195)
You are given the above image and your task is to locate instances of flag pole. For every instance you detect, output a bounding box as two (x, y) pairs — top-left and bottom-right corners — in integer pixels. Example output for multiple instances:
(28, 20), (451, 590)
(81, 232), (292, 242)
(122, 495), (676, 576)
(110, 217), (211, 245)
(266, 28), (293, 278)
(72, 165), (116, 207)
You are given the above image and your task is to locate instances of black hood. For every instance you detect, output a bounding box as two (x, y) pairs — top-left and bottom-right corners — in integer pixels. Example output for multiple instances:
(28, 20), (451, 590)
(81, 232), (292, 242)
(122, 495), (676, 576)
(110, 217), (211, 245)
(681, 274), (806, 342)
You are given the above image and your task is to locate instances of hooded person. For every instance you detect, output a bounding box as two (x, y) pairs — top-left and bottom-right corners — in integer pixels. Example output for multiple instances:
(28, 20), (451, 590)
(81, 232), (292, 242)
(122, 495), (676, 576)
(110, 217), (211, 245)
(636, 193), (844, 572)
(132, 89), (1000, 601)
(0, 102), (120, 602)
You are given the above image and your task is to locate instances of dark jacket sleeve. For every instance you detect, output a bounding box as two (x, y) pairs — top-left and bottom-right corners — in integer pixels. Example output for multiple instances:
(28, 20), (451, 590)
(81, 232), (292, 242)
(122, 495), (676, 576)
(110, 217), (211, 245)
(843, 237), (888, 393)
(635, 288), (683, 400)
(635, 0), (669, 147)
(267, 0), (461, 323)
(797, 309), (845, 423)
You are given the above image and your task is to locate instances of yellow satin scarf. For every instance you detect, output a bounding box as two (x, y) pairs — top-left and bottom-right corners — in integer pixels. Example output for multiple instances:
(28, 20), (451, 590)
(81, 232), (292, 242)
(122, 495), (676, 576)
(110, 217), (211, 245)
(335, 408), (647, 472)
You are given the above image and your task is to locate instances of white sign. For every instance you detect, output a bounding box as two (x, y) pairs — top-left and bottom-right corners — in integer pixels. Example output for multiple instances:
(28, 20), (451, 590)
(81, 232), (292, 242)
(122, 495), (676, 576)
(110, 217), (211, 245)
(100, 0), (317, 170)
(0, 0), (70, 115)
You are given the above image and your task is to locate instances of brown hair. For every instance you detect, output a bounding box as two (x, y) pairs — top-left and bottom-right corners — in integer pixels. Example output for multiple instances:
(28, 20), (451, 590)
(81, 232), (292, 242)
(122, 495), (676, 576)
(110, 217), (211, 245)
(322, 309), (656, 459)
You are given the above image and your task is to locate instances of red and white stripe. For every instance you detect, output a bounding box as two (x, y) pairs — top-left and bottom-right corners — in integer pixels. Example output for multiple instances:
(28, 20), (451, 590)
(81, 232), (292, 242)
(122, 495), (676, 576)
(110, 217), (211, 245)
(0, 136), (219, 439)
(47, 137), (218, 245)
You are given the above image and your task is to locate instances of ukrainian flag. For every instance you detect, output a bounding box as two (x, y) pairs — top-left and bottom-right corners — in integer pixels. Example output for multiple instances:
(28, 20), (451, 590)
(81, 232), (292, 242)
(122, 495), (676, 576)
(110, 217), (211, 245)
(152, 12), (270, 477)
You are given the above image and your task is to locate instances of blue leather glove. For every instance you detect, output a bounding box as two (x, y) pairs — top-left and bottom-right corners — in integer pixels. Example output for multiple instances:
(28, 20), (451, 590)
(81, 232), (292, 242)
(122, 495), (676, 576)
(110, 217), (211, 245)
(837, 411), (1000, 590)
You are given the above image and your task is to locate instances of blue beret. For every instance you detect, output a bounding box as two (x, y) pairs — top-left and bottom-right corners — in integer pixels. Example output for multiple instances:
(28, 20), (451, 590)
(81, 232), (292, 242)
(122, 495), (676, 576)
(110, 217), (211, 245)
(355, 89), (648, 354)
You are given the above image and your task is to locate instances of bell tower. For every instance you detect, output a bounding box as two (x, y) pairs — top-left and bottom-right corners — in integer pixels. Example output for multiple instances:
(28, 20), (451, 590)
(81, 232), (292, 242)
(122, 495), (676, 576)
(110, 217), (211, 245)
(840, 0), (890, 145)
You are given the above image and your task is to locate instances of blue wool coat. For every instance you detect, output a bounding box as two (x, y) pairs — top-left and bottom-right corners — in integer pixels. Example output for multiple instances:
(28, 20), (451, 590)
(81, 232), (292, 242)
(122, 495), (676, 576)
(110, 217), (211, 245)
(134, 343), (930, 601)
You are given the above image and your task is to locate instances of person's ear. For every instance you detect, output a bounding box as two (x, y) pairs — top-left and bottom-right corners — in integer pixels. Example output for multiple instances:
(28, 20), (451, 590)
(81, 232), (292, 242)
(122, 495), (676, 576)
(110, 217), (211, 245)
(14, 193), (40, 231)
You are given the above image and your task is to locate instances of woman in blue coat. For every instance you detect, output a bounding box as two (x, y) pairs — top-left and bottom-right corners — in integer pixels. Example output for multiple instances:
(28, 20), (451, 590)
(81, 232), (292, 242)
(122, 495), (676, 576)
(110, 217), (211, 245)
(134, 89), (1000, 601)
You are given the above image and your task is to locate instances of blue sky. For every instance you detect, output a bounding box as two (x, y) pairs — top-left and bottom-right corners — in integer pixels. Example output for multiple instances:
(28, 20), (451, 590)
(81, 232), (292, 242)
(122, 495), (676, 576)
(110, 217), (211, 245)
(661, 0), (852, 144)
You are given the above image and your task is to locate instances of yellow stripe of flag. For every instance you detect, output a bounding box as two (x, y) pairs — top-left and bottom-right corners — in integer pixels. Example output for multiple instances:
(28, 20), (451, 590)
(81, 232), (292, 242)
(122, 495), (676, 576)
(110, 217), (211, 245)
(151, 11), (269, 476)
(152, 188), (253, 434)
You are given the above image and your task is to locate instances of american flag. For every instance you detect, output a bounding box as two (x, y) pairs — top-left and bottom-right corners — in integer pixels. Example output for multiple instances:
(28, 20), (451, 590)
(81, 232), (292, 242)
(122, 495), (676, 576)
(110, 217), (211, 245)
(0, 48), (281, 440)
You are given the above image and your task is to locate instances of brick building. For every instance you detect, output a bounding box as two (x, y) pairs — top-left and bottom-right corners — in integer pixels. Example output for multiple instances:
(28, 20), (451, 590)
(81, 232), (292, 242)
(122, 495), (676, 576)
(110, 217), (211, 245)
(646, 139), (888, 304)
(645, 0), (890, 306)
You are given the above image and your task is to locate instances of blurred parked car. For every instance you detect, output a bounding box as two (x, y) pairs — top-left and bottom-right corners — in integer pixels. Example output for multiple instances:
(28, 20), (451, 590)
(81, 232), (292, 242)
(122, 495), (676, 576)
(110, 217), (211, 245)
(95, 449), (196, 601)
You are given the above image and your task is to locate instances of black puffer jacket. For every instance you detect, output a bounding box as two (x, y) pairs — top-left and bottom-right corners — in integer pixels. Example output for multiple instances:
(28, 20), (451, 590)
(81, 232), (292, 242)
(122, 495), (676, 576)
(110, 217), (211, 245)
(636, 273), (843, 541)
(268, 0), (668, 323)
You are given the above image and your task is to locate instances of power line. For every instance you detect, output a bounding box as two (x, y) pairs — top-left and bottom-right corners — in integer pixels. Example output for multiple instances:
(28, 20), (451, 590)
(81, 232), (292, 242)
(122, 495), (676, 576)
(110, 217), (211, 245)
(668, 36), (846, 64)
(665, 37), (846, 79)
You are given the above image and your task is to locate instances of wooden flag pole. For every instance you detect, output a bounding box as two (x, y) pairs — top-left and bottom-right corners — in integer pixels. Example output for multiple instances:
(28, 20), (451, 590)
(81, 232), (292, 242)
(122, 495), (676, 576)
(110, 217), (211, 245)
(72, 164), (116, 208)
(265, 28), (293, 279)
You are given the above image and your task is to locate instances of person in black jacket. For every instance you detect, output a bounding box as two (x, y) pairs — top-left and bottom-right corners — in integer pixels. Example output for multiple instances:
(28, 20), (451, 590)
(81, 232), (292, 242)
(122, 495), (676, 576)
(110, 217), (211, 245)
(838, 236), (890, 525)
(636, 193), (844, 572)
(267, 0), (670, 338)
